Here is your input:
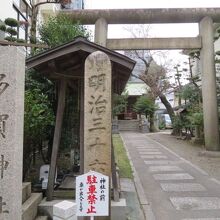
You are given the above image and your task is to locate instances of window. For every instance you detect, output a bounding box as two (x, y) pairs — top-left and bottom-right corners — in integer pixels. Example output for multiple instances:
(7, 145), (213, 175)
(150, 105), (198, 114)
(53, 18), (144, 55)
(13, 0), (30, 41)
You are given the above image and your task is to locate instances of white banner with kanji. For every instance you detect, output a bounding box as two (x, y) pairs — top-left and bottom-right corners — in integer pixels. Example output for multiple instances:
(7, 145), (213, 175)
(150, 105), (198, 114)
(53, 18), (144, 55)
(76, 171), (109, 216)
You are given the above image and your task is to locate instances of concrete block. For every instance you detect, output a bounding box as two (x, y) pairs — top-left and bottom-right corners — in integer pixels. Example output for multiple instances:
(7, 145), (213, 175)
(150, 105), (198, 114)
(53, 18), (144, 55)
(22, 182), (32, 204)
(111, 198), (127, 220)
(22, 193), (43, 220)
(35, 216), (49, 220)
(53, 215), (77, 220)
(53, 200), (77, 218)
(38, 199), (64, 218)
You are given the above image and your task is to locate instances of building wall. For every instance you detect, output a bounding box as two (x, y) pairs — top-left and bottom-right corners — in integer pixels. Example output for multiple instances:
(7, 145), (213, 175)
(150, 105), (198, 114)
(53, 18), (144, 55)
(0, 0), (30, 41)
(61, 0), (84, 10)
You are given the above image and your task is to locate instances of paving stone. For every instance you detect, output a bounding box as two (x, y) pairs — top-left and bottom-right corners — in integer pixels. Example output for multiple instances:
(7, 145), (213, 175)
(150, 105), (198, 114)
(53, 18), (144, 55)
(136, 147), (158, 149)
(161, 183), (206, 192)
(183, 218), (220, 220)
(153, 173), (194, 180)
(139, 152), (162, 155)
(149, 166), (183, 172)
(140, 155), (168, 159)
(144, 160), (180, 165)
(170, 197), (220, 210)
(137, 149), (160, 151)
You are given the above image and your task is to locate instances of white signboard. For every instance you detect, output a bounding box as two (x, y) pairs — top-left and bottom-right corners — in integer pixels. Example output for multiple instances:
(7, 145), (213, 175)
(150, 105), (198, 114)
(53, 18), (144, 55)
(76, 171), (109, 216)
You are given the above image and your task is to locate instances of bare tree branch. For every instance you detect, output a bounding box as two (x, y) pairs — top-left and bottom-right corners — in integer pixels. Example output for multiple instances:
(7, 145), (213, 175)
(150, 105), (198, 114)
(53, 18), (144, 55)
(34, 0), (61, 8)
(29, 0), (33, 7)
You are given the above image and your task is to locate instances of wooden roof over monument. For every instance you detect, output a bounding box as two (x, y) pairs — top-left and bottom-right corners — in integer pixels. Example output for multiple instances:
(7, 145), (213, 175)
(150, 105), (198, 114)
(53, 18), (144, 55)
(26, 36), (136, 94)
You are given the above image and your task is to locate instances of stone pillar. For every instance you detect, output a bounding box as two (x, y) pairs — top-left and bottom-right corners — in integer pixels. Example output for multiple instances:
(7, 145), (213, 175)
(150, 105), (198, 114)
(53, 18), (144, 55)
(95, 18), (108, 47)
(84, 51), (112, 175)
(199, 16), (220, 151)
(0, 47), (25, 220)
(84, 51), (111, 219)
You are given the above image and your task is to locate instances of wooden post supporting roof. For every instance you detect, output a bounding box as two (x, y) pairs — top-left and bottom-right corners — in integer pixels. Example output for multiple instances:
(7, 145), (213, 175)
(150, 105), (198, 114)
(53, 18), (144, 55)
(47, 80), (67, 201)
(80, 78), (84, 174)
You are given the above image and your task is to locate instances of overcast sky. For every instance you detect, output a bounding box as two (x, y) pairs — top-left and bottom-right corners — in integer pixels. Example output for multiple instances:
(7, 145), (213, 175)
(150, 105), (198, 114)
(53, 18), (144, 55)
(86, 0), (220, 9)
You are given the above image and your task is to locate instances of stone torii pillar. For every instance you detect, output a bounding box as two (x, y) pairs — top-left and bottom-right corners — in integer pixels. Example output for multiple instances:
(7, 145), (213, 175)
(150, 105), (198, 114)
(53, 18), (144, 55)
(94, 17), (120, 202)
(95, 18), (108, 47)
(199, 16), (220, 151)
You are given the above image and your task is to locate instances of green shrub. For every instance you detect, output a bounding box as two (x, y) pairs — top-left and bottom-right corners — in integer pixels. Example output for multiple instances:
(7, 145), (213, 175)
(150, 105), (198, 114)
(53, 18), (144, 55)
(112, 93), (128, 117)
(4, 36), (17, 42)
(6, 27), (17, 36)
(159, 121), (166, 130)
(5, 18), (18, 27)
(0, 24), (6, 32)
(133, 95), (157, 117)
(17, 38), (26, 43)
(172, 115), (183, 130)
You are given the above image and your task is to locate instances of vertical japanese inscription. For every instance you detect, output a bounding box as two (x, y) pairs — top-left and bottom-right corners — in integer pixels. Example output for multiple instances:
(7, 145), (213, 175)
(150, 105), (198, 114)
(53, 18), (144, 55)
(0, 196), (9, 215)
(84, 51), (112, 176)
(0, 155), (9, 179)
(0, 74), (9, 139)
(0, 46), (25, 220)
(0, 115), (9, 138)
(0, 74), (9, 96)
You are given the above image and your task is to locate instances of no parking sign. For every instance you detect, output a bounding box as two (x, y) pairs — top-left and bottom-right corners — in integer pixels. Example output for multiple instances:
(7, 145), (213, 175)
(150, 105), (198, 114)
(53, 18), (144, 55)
(76, 171), (109, 218)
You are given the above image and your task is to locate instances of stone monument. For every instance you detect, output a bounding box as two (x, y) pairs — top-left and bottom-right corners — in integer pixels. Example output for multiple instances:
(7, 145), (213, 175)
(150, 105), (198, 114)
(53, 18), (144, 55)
(84, 51), (112, 219)
(84, 51), (112, 176)
(0, 47), (25, 220)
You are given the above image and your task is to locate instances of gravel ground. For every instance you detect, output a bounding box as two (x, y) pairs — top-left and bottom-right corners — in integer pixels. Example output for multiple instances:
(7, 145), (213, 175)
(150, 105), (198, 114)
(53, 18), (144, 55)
(146, 130), (220, 181)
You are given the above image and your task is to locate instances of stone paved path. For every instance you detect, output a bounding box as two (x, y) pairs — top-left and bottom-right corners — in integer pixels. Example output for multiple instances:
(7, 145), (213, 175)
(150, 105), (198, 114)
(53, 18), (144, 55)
(120, 132), (220, 220)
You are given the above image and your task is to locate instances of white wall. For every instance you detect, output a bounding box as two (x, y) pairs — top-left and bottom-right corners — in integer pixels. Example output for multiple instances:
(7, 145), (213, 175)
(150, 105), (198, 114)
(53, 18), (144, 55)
(0, 0), (16, 21)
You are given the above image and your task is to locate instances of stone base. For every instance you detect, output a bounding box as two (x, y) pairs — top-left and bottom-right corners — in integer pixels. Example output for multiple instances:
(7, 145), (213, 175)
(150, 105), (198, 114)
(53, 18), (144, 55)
(190, 137), (204, 145)
(38, 199), (66, 219)
(140, 124), (150, 133)
(53, 215), (77, 220)
(111, 198), (127, 220)
(112, 120), (119, 134)
(199, 150), (220, 158)
(38, 198), (126, 220)
(53, 200), (77, 219)
(22, 193), (43, 220)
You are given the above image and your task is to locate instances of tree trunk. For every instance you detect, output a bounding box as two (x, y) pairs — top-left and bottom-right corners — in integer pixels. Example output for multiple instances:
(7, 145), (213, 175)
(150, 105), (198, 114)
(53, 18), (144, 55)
(30, 6), (38, 54)
(149, 112), (157, 132)
(33, 146), (36, 166)
(159, 93), (179, 135)
(195, 125), (201, 139)
(159, 94), (175, 120)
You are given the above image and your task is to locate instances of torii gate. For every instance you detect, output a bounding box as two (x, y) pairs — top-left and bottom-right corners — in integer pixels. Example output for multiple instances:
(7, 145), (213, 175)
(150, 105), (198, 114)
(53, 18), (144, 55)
(62, 8), (220, 151)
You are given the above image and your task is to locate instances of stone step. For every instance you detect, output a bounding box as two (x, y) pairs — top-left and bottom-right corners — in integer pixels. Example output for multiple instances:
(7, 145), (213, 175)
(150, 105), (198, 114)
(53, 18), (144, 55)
(35, 216), (49, 220)
(22, 182), (32, 204)
(53, 190), (75, 199)
(22, 193), (43, 220)
(118, 120), (140, 131)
